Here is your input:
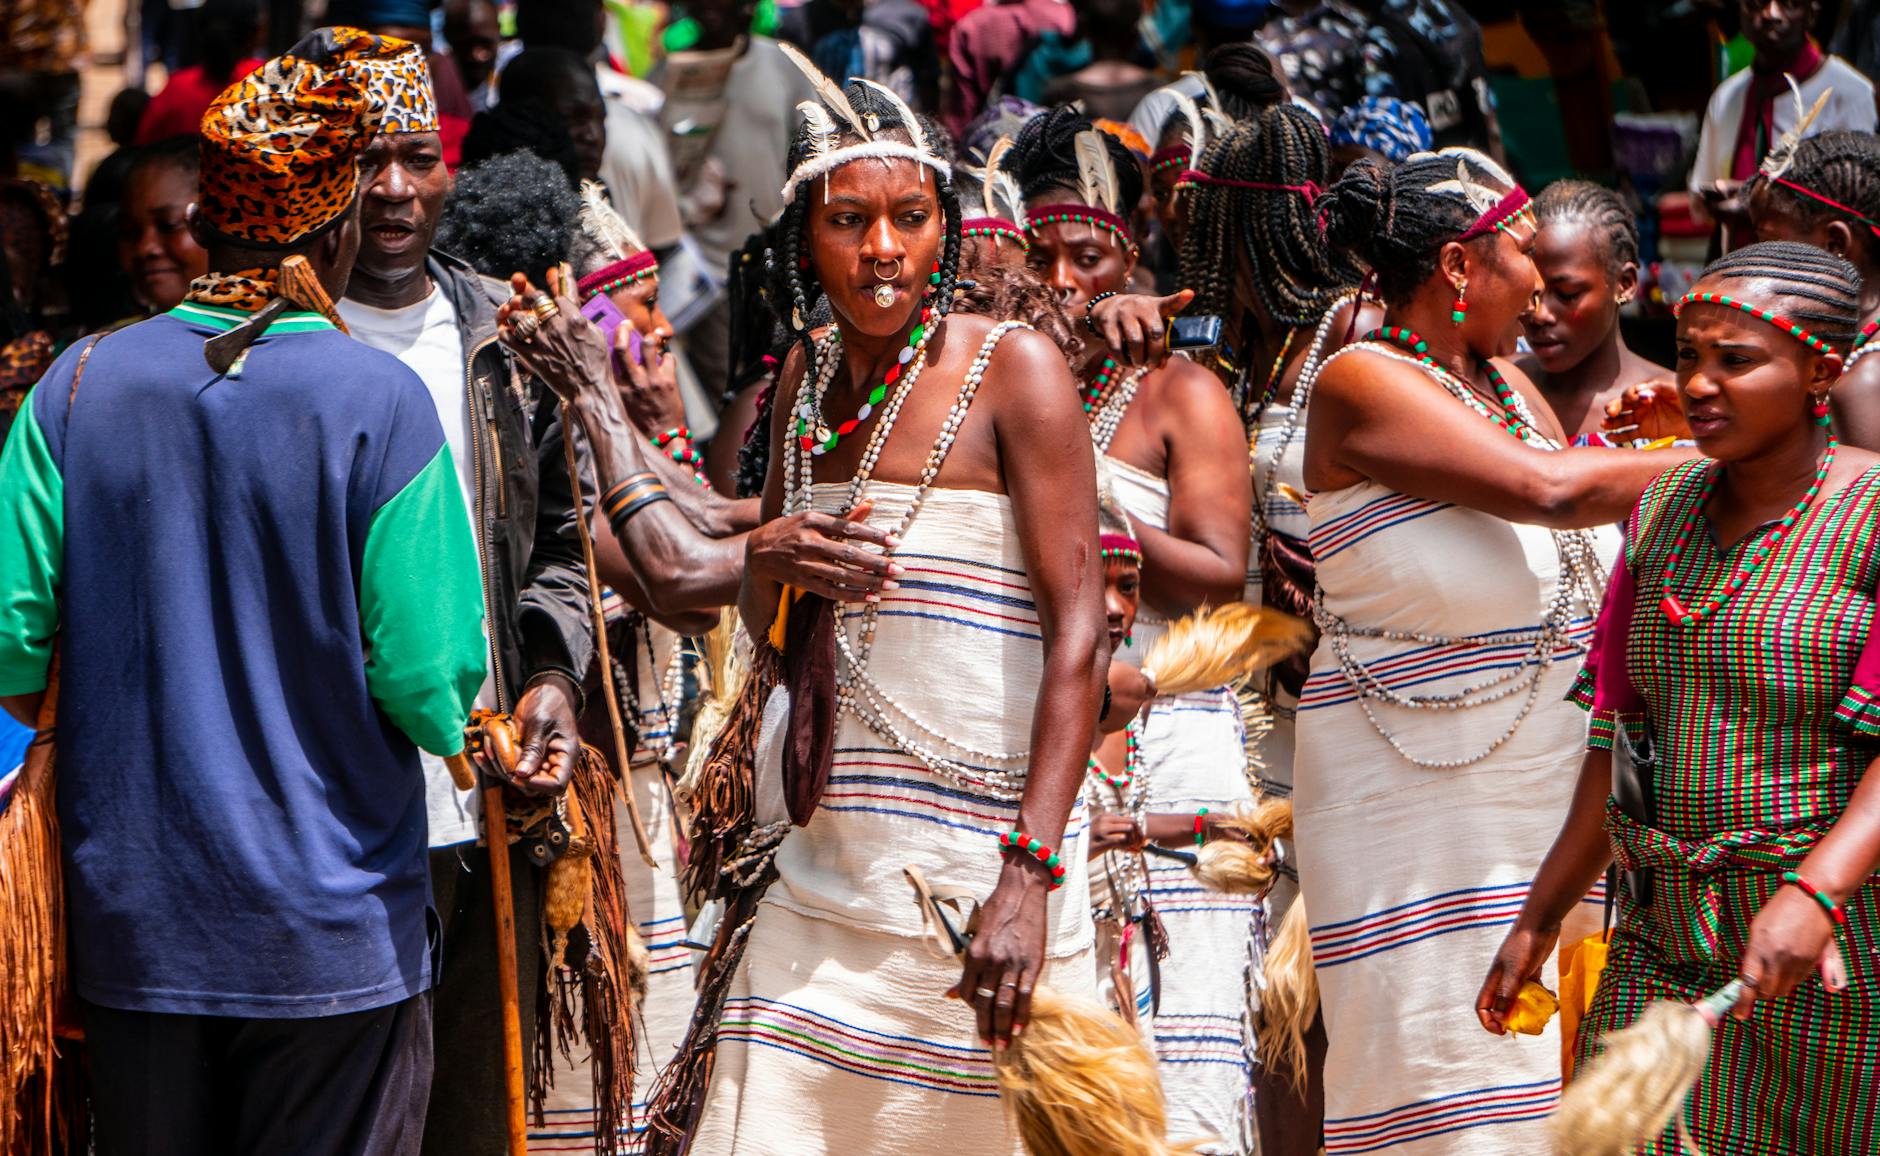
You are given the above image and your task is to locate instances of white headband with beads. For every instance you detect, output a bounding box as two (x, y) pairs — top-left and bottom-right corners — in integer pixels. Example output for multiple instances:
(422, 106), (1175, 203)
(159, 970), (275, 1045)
(781, 143), (953, 202)
(777, 41), (949, 204)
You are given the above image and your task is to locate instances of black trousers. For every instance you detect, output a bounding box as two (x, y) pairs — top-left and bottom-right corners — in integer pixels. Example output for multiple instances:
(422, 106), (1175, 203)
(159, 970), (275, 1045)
(83, 991), (434, 1156)
(421, 842), (543, 1156)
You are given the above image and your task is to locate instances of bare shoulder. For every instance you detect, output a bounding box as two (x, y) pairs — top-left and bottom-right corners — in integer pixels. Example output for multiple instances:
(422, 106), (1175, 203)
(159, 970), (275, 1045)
(1315, 341), (1424, 404)
(1149, 353), (1237, 414)
(983, 323), (1081, 417)
(1491, 355), (1571, 443)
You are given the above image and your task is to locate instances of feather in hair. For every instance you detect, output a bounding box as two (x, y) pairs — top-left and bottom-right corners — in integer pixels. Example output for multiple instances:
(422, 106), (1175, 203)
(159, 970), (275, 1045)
(1170, 90), (1207, 158)
(982, 135), (1019, 220)
(777, 40), (871, 140)
(577, 180), (647, 261)
(853, 77), (928, 154)
(1184, 69), (1226, 117)
(1075, 129), (1121, 217)
(796, 100), (839, 161)
(1760, 75), (1833, 180)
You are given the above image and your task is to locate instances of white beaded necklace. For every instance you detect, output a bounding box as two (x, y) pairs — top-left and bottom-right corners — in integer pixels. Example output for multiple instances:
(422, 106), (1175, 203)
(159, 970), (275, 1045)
(1306, 341), (1606, 770)
(788, 319), (1040, 800)
(1088, 365), (1150, 454)
(1251, 292), (1352, 538)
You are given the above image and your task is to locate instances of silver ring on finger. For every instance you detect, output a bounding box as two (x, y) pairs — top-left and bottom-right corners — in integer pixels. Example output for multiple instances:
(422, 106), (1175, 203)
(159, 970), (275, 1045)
(999, 981), (1018, 989)
(974, 987), (997, 1001)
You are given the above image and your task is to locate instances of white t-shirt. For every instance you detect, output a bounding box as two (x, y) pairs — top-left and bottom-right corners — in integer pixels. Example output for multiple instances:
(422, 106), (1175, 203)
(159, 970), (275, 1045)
(340, 285), (494, 847)
(1689, 55), (1877, 195)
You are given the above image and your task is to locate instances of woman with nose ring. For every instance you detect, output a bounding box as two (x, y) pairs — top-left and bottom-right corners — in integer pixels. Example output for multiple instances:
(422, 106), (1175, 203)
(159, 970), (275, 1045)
(1297, 149), (1690, 1154)
(1008, 103), (1257, 1154)
(1482, 241), (1880, 1154)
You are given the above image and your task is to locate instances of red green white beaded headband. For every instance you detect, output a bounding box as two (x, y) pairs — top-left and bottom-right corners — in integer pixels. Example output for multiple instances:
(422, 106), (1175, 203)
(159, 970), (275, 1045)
(1027, 204), (1135, 249)
(1151, 145), (1191, 175)
(962, 216), (1029, 251)
(1099, 533), (1143, 562)
(1454, 186), (1535, 242)
(1673, 290), (1842, 356)
(578, 251), (659, 301)
(1414, 151), (1535, 242)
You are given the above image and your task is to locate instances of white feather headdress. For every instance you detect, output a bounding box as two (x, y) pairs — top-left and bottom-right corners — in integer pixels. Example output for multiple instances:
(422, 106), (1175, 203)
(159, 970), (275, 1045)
(777, 45), (952, 202)
(1760, 75), (1834, 181)
(577, 180), (646, 260)
(1075, 129), (1122, 219)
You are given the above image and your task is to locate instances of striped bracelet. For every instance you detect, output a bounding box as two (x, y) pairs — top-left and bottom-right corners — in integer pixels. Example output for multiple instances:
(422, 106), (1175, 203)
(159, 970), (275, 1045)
(999, 830), (1067, 891)
(1780, 871), (1849, 928)
(600, 471), (670, 525)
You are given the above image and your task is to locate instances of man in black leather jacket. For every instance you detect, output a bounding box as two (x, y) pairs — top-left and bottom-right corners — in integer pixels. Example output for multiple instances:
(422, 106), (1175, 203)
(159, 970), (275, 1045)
(338, 112), (592, 1155)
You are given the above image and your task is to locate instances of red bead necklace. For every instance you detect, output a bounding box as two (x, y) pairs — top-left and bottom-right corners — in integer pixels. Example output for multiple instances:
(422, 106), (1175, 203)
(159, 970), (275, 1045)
(1364, 326), (1530, 440)
(1658, 437), (1837, 627)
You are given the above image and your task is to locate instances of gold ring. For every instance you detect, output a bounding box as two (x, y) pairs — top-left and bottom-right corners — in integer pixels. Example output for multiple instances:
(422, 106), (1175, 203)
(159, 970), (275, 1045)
(511, 311), (541, 342)
(531, 295), (560, 321)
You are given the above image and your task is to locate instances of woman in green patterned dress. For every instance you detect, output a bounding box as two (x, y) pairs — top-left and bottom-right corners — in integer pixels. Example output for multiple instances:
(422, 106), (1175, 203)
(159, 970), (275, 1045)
(1477, 240), (1880, 1154)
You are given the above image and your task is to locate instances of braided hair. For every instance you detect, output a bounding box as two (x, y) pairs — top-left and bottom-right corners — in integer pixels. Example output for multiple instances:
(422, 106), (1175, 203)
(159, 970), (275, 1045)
(1533, 180), (1638, 278)
(1318, 152), (1516, 306)
(1179, 106), (1363, 326)
(1007, 103), (1145, 208)
(1202, 42), (1289, 120)
(1753, 131), (1880, 260)
(1692, 240), (1862, 351)
(770, 81), (965, 396)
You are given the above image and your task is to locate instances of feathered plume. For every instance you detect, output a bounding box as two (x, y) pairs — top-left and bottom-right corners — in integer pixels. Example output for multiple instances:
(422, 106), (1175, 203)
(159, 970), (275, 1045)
(1426, 156), (1503, 214)
(1170, 90), (1209, 161)
(854, 77), (927, 153)
(1760, 75), (1834, 180)
(578, 180), (647, 261)
(1137, 602), (1312, 698)
(777, 40), (870, 141)
(1075, 129), (1121, 217)
(1185, 69), (1225, 116)
(981, 135), (1025, 225)
(796, 100), (839, 161)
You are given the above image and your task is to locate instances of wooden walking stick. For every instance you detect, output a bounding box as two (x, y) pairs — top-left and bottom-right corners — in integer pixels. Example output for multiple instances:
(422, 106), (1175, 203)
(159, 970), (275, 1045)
(551, 262), (656, 867)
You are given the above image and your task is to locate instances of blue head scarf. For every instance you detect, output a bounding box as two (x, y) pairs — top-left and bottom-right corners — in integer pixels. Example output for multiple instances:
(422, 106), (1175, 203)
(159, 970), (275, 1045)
(1330, 96), (1433, 164)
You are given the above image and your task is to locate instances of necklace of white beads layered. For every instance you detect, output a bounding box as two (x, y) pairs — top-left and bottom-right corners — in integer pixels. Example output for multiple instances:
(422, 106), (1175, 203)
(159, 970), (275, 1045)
(788, 318), (1038, 800)
(1307, 341), (1606, 770)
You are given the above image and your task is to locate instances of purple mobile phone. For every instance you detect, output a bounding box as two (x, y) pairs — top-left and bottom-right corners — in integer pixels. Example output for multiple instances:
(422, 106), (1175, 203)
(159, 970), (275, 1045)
(581, 292), (626, 352)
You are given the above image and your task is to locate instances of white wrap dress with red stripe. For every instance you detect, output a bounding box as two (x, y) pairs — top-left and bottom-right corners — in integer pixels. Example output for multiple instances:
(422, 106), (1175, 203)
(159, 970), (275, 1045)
(1291, 473), (1614, 1155)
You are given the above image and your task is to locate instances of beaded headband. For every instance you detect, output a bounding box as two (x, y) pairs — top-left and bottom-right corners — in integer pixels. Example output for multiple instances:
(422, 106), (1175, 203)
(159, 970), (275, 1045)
(1454, 186), (1535, 242)
(1673, 289), (1841, 356)
(1099, 533), (1143, 563)
(779, 42), (952, 204)
(1150, 145), (1191, 175)
(963, 216), (1029, 251)
(1027, 203), (1134, 249)
(1175, 168), (1322, 204)
(578, 251), (660, 300)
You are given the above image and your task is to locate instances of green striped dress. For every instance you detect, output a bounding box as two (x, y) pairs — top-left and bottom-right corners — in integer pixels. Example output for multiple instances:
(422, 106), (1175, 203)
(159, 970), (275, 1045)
(1572, 457), (1880, 1154)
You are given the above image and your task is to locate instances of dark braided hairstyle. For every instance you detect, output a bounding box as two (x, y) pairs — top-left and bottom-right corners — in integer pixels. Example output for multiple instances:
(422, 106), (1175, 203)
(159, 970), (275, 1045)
(769, 82), (965, 395)
(1317, 152), (1517, 306)
(1752, 131), (1880, 263)
(1201, 42), (1290, 120)
(1179, 106), (1364, 325)
(1007, 103), (1145, 209)
(1690, 240), (1862, 351)
(1533, 180), (1639, 278)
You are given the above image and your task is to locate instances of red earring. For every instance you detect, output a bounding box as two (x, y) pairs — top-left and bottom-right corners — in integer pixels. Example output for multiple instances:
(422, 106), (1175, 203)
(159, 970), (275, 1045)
(1451, 280), (1468, 326)
(1813, 395), (1833, 426)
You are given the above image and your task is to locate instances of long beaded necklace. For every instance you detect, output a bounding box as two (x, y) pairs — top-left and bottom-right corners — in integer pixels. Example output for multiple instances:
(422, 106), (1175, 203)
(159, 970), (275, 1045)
(1251, 294), (1352, 539)
(1364, 326), (1531, 440)
(1088, 364), (1150, 453)
(1305, 341), (1607, 769)
(1848, 320), (1880, 371)
(790, 320), (1041, 800)
(1242, 326), (1299, 428)
(1088, 717), (1156, 958)
(796, 305), (936, 455)
(1658, 437), (1837, 627)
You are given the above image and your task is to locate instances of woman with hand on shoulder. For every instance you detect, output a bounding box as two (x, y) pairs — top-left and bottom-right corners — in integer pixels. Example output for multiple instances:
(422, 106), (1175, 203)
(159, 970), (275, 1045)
(1297, 149), (1688, 1154)
(1011, 102), (1258, 1155)
(1480, 242), (1880, 1153)
(1520, 180), (1681, 446)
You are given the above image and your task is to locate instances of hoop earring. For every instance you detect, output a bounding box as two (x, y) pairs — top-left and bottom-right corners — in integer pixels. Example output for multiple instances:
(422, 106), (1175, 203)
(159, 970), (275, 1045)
(1451, 279), (1468, 326)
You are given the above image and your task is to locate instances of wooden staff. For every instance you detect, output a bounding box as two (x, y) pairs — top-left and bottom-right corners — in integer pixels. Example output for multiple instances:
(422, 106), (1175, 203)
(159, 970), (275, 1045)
(482, 780), (529, 1156)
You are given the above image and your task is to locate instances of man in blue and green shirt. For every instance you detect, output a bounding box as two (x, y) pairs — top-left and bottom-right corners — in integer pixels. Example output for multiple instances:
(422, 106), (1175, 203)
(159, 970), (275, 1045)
(0, 31), (487, 1155)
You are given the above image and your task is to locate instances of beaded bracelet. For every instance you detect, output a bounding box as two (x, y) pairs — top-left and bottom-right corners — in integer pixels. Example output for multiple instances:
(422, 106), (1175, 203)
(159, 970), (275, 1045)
(1195, 807), (1209, 847)
(652, 426), (688, 448)
(999, 830), (1068, 891)
(1781, 871), (1849, 928)
(1084, 291), (1120, 337)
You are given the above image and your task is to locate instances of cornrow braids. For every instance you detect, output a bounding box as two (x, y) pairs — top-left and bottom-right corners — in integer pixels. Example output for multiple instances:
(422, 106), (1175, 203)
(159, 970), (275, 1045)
(767, 80), (966, 399)
(1533, 180), (1638, 278)
(1179, 106), (1363, 326)
(1691, 240), (1862, 350)
(1007, 103), (1145, 208)
(1317, 152), (1515, 305)
(1753, 130), (1880, 255)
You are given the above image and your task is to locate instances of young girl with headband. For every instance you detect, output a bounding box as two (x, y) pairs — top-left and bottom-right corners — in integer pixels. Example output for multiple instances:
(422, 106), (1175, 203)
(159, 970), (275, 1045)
(1484, 240), (1880, 1153)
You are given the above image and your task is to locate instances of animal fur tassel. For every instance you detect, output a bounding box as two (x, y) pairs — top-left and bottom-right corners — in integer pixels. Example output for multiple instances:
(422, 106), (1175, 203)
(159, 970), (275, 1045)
(1256, 898), (1319, 1095)
(905, 867), (1200, 1156)
(1191, 798), (1292, 895)
(1551, 979), (1745, 1156)
(0, 673), (79, 1155)
(1138, 603), (1311, 698)
(675, 609), (747, 811)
